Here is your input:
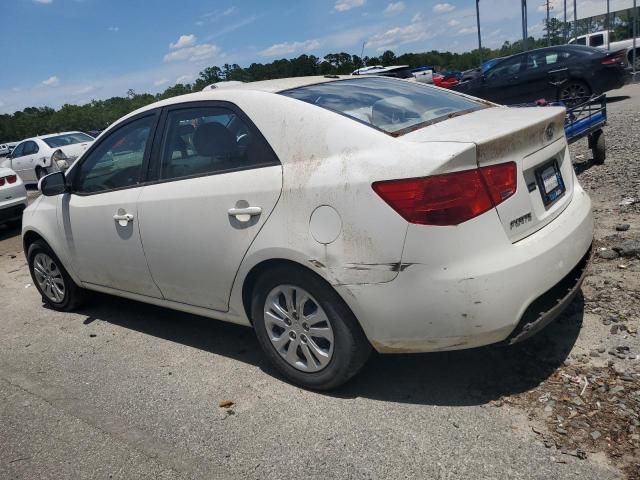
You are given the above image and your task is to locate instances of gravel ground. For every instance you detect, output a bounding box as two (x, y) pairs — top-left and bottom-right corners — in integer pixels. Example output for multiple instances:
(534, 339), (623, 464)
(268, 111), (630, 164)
(0, 83), (638, 480)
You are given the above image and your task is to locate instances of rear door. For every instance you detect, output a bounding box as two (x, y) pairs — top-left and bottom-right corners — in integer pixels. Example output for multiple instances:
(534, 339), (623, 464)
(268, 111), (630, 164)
(137, 102), (282, 311)
(519, 50), (571, 102)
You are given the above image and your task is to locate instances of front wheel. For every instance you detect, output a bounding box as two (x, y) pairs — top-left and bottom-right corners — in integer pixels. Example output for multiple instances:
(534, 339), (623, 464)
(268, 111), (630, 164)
(251, 265), (371, 390)
(591, 130), (606, 165)
(27, 240), (85, 311)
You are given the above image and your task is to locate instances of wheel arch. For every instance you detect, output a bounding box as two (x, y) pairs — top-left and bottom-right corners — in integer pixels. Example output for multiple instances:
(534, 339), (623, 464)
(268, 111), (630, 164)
(240, 258), (350, 327)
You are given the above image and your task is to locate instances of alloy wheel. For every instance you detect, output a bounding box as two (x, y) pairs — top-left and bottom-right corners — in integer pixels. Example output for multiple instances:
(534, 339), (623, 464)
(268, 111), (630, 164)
(263, 285), (334, 372)
(33, 252), (66, 303)
(560, 82), (588, 106)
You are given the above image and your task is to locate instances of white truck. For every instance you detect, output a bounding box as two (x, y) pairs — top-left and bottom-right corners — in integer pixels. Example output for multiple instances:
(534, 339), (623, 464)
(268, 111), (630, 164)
(569, 30), (639, 68)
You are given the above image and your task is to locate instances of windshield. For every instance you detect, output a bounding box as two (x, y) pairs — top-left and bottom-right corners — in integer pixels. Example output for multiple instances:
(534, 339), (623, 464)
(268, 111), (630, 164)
(43, 132), (94, 148)
(281, 77), (485, 136)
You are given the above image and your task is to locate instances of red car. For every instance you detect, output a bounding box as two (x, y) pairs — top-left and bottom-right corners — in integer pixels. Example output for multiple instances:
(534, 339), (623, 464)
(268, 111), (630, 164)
(432, 73), (460, 89)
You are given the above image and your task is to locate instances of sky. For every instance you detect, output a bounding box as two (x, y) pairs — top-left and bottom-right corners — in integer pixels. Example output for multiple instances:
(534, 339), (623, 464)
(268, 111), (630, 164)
(0, 0), (625, 113)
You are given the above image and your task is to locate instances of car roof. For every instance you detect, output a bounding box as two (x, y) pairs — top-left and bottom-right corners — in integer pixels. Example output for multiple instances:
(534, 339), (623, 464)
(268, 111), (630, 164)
(17, 131), (89, 143)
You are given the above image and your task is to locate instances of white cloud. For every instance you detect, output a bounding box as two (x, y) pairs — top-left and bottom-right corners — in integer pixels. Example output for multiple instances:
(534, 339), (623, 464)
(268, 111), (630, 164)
(195, 20), (204, 26)
(384, 2), (405, 14)
(108, 26), (119, 32)
(153, 78), (170, 86)
(75, 85), (97, 95)
(33, 0), (53, 4)
(169, 34), (197, 50)
(366, 24), (430, 51)
(164, 43), (220, 62)
(176, 75), (193, 83)
(42, 76), (60, 87)
(433, 3), (455, 13)
(447, 19), (460, 27)
(334, 0), (365, 12)
(260, 39), (321, 57)
(411, 12), (423, 23)
(458, 27), (477, 35)
(222, 7), (236, 15)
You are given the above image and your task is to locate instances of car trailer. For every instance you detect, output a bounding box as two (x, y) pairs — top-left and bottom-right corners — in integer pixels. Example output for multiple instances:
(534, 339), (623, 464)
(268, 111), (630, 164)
(564, 94), (607, 165)
(510, 93), (607, 165)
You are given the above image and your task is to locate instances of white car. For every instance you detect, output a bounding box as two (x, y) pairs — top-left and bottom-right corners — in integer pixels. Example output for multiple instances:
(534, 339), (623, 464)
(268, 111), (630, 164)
(0, 167), (28, 225)
(5, 132), (94, 184)
(22, 76), (593, 389)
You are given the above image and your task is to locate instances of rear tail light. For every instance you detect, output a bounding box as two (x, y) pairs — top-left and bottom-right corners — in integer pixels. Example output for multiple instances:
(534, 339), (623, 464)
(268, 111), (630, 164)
(0, 177), (4, 187)
(602, 52), (625, 65)
(372, 162), (517, 226)
(6, 175), (17, 184)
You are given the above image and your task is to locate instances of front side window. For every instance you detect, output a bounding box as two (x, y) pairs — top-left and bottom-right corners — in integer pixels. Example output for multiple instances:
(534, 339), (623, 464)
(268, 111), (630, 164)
(74, 116), (154, 194)
(158, 106), (276, 181)
(44, 132), (94, 148)
(11, 143), (25, 158)
(281, 77), (485, 136)
(576, 37), (587, 45)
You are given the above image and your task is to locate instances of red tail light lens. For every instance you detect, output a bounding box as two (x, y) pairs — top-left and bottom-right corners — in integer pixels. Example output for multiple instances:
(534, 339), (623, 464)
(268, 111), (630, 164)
(0, 177), (4, 186)
(6, 175), (17, 184)
(372, 162), (517, 226)
(602, 53), (624, 65)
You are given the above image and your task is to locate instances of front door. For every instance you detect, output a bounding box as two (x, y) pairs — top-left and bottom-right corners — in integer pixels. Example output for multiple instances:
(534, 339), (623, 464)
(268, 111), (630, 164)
(60, 113), (163, 298)
(137, 103), (282, 311)
(481, 54), (525, 104)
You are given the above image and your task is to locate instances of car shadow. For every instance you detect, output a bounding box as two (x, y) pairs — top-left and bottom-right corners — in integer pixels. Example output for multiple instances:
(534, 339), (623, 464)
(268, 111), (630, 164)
(606, 95), (630, 103)
(74, 290), (584, 407)
(0, 222), (22, 242)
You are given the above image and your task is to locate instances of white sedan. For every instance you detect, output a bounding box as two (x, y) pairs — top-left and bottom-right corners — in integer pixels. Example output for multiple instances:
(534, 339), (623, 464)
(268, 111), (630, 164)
(22, 76), (593, 389)
(0, 167), (28, 225)
(3, 131), (94, 184)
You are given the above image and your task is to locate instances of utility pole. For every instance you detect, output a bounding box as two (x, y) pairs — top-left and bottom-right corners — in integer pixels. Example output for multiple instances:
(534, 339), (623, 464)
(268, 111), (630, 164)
(521, 0), (528, 51)
(606, 0), (611, 50)
(633, 0), (637, 73)
(476, 0), (483, 66)
(573, 0), (577, 41)
(546, 0), (551, 47)
(563, 0), (567, 43)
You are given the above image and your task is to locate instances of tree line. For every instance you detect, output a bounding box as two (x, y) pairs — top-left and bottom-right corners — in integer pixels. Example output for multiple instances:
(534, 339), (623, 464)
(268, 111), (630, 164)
(0, 23), (572, 143)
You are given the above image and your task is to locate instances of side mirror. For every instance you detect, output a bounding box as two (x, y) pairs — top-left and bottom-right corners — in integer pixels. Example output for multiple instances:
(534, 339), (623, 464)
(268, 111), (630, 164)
(39, 171), (69, 196)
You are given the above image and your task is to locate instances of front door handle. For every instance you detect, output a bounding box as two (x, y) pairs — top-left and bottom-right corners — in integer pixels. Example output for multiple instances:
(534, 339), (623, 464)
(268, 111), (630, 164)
(113, 212), (134, 226)
(228, 206), (262, 222)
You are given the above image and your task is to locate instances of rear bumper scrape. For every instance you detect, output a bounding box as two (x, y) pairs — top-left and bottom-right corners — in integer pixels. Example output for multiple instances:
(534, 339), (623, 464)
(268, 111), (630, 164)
(504, 245), (591, 344)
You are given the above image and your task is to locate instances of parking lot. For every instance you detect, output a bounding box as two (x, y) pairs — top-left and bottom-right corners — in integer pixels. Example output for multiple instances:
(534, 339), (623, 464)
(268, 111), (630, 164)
(1, 83), (639, 479)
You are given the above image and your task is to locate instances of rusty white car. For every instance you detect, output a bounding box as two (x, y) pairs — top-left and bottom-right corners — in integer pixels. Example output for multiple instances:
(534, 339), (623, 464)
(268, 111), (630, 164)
(4, 131), (94, 184)
(22, 76), (593, 389)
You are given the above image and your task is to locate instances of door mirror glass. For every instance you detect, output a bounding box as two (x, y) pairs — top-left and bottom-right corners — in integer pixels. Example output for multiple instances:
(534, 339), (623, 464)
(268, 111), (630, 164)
(40, 171), (68, 196)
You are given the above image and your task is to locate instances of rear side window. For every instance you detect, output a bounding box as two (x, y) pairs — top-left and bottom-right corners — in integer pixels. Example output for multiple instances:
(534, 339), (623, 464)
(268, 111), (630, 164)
(589, 34), (604, 47)
(281, 77), (484, 136)
(157, 106), (278, 181)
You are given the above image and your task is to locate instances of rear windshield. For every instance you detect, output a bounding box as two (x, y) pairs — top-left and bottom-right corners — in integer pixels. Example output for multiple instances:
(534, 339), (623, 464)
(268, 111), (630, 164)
(281, 77), (485, 136)
(43, 132), (94, 148)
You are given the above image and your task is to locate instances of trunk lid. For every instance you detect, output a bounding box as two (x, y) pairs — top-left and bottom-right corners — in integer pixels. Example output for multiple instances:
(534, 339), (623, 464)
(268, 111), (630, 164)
(402, 106), (573, 242)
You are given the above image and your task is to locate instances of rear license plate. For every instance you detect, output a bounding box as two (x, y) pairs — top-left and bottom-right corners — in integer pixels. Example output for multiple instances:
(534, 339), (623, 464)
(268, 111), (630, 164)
(536, 160), (565, 206)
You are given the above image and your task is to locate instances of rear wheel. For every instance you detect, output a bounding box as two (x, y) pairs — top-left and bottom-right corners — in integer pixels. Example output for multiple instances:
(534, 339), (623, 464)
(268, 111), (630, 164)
(559, 80), (591, 107)
(27, 240), (85, 311)
(251, 265), (371, 390)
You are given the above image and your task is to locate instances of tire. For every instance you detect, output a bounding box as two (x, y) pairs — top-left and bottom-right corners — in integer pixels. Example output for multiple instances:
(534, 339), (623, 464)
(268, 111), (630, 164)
(35, 166), (48, 181)
(27, 240), (85, 311)
(251, 265), (371, 390)
(591, 130), (606, 165)
(558, 80), (591, 107)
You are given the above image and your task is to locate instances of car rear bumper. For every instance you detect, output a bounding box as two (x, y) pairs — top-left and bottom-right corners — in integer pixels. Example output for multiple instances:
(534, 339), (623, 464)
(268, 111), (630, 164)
(0, 196), (28, 223)
(336, 184), (593, 353)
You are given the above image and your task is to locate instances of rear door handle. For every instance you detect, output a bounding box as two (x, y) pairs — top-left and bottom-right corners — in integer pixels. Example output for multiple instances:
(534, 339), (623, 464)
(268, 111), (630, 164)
(113, 212), (134, 226)
(228, 206), (262, 222)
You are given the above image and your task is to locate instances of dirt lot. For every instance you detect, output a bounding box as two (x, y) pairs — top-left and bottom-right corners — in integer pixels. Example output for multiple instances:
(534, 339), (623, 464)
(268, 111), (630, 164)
(0, 83), (638, 480)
